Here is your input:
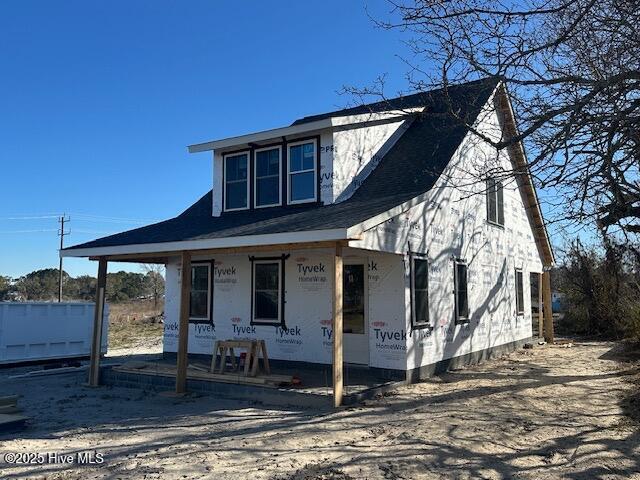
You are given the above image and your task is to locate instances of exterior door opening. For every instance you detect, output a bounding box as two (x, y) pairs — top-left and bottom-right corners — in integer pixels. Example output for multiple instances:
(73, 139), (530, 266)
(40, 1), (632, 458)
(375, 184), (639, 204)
(343, 262), (369, 365)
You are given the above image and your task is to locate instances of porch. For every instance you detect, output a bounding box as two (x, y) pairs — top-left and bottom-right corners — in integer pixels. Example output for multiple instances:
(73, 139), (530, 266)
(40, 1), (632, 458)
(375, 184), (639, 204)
(78, 240), (364, 408)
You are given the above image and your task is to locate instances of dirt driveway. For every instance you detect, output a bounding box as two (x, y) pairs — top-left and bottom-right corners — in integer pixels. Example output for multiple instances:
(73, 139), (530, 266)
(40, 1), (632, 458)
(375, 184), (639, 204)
(1, 340), (638, 479)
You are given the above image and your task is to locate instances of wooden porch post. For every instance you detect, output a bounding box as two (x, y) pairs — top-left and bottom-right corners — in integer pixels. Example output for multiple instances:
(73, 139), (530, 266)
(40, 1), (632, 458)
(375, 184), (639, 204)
(88, 257), (107, 387)
(332, 242), (343, 408)
(176, 251), (192, 394)
(542, 269), (554, 344)
(538, 272), (544, 339)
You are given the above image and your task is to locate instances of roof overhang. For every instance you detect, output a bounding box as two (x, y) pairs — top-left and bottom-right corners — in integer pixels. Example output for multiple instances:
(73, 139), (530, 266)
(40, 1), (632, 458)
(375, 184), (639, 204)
(61, 228), (360, 259)
(187, 109), (423, 153)
(494, 83), (555, 267)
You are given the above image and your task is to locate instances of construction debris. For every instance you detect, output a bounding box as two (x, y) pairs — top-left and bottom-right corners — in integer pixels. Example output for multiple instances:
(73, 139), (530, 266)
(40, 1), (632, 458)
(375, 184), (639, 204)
(8, 365), (87, 379)
(114, 361), (295, 388)
(0, 395), (29, 431)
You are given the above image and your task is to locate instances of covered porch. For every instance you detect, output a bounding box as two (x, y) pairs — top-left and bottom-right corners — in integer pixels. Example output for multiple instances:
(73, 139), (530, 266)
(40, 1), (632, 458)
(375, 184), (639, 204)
(79, 239), (367, 408)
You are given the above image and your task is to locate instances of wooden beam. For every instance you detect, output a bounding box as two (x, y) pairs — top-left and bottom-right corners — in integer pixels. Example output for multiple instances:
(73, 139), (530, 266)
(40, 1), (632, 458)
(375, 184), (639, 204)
(495, 86), (554, 267)
(542, 270), (554, 344)
(90, 257), (168, 264)
(332, 242), (344, 408)
(538, 272), (544, 339)
(89, 240), (351, 264)
(88, 257), (107, 387)
(175, 251), (192, 394)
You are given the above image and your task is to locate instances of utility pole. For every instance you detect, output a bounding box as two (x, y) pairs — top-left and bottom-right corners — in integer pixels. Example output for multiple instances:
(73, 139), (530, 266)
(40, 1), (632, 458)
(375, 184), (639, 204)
(58, 214), (70, 302)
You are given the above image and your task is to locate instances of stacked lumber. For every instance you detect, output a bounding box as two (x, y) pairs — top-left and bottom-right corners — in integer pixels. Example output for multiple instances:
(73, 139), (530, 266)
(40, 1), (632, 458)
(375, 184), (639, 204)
(0, 395), (29, 431)
(114, 361), (294, 388)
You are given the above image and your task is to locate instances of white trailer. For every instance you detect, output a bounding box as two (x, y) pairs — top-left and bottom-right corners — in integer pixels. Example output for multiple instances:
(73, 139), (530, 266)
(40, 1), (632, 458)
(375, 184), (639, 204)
(0, 302), (109, 365)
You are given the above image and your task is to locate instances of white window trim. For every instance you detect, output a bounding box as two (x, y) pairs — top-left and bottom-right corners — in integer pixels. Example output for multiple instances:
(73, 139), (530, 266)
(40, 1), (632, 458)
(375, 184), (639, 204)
(287, 139), (317, 205)
(515, 268), (525, 315)
(454, 259), (469, 323)
(189, 262), (212, 321)
(410, 254), (430, 328)
(223, 151), (250, 212)
(253, 145), (282, 209)
(252, 259), (282, 325)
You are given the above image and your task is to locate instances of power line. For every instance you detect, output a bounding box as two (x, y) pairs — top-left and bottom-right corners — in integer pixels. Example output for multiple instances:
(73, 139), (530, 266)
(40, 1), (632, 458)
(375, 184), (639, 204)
(0, 229), (59, 234)
(69, 213), (159, 223)
(0, 213), (158, 224)
(71, 218), (151, 225)
(0, 215), (62, 220)
(72, 229), (119, 234)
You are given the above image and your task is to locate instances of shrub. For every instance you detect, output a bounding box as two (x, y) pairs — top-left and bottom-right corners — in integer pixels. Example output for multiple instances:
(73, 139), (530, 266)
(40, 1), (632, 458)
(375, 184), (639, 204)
(558, 238), (640, 342)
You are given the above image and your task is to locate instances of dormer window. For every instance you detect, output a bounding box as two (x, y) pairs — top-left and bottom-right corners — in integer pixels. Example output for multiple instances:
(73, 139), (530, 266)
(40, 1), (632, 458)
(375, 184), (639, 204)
(254, 146), (282, 208)
(288, 140), (317, 204)
(224, 152), (249, 211)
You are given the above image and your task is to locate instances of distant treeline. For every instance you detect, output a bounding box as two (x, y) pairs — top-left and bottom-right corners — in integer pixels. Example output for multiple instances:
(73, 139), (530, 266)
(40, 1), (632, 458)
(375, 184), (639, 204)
(0, 268), (165, 304)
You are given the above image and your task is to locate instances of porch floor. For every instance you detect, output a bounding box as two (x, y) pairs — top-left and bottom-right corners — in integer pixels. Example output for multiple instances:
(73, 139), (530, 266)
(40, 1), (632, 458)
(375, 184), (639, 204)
(101, 356), (402, 408)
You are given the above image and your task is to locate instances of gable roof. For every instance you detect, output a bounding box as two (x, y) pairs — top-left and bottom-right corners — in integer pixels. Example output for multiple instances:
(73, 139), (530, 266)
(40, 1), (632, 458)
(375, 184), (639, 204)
(63, 78), (501, 255)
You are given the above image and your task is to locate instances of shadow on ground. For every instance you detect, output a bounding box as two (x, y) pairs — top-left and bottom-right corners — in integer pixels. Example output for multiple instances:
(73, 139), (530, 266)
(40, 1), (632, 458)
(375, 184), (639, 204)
(0, 339), (638, 480)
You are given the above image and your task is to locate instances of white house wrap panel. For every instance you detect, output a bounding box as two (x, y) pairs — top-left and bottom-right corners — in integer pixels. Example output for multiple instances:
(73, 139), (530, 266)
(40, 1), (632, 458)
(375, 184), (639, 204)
(351, 101), (544, 372)
(64, 79), (552, 380)
(164, 249), (408, 370)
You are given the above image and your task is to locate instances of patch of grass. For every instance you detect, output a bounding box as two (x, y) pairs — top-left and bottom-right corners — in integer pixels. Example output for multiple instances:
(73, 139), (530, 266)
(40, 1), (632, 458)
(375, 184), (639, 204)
(108, 300), (164, 349)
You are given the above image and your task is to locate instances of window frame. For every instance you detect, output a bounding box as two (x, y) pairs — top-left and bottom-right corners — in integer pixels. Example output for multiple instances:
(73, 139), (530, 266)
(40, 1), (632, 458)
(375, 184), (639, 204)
(287, 139), (318, 205)
(410, 254), (431, 330)
(515, 268), (525, 315)
(223, 150), (251, 212)
(486, 178), (505, 227)
(250, 257), (285, 327)
(253, 145), (282, 209)
(454, 259), (470, 324)
(189, 262), (213, 323)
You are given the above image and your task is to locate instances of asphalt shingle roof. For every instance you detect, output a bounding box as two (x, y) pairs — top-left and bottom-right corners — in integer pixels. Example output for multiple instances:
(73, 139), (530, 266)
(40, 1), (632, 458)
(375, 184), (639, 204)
(65, 78), (498, 251)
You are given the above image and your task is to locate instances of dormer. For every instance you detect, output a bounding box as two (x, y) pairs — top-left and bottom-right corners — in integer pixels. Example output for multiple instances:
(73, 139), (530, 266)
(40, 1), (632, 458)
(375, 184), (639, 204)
(188, 108), (420, 217)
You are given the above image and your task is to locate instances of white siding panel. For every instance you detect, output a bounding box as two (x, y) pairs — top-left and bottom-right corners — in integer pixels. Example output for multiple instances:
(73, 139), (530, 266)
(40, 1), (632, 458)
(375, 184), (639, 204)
(329, 120), (407, 203)
(351, 100), (544, 371)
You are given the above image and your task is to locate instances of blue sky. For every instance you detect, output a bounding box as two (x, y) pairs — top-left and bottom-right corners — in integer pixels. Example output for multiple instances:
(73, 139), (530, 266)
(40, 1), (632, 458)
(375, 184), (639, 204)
(0, 1), (413, 278)
(0, 1), (565, 279)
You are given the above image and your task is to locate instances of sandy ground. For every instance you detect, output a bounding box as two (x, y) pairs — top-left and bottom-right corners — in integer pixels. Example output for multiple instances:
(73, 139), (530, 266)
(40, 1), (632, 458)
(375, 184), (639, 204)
(0, 339), (638, 479)
(104, 337), (163, 359)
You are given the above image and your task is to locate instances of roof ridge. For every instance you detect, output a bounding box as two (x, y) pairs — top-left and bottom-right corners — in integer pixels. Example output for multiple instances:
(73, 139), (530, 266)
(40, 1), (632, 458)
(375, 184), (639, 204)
(291, 77), (497, 126)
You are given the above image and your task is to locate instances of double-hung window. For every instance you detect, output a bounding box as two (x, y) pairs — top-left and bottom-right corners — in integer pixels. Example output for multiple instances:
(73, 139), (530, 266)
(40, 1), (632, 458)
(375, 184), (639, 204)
(288, 140), (317, 204)
(189, 263), (211, 322)
(454, 260), (469, 323)
(515, 269), (525, 315)
(224, 152), (249, 211)
(486, 178), (504, 226)
(254, 146), (281, 208)
(410, 255), (430, 329)
(252, 260), (283, 326)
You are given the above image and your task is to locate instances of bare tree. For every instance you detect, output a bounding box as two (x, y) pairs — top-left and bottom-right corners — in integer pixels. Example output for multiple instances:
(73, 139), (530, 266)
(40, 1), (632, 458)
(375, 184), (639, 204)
(354, 0), (639, 241)
(141, 264), (165, 309)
